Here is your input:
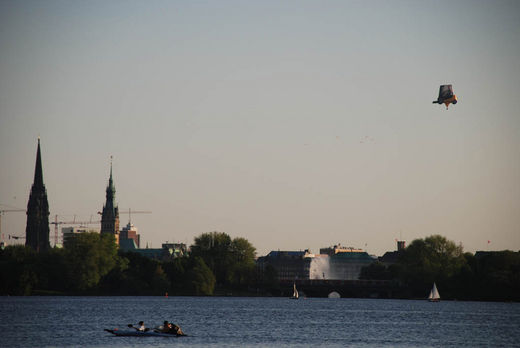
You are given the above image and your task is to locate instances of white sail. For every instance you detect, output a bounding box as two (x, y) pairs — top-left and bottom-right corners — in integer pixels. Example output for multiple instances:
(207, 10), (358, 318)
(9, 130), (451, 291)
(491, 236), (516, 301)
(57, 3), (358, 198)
(293, 283), (299, 299)
(428, 282), (440, 301)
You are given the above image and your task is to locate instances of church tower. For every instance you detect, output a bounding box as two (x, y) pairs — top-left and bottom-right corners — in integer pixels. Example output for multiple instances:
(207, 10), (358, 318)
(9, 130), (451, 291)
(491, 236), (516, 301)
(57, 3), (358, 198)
(25, 138), (50, 252)
(100, 158), (120, 245)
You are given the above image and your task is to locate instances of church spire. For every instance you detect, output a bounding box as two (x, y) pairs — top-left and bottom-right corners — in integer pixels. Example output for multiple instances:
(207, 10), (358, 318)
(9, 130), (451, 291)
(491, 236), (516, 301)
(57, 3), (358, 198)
(105, 156), (116, 211)
(109, 155), (114, 188)
(33, 137), (44, 188)
(100, 156), (119, 244)
(26, 137), (50, 252)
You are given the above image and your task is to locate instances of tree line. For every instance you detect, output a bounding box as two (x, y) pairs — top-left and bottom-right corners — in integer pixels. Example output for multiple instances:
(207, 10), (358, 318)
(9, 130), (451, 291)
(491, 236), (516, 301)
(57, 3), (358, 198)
(1, 233), (518, 301)
(359, 235), (520, 301)
(0, 231), (264, 296)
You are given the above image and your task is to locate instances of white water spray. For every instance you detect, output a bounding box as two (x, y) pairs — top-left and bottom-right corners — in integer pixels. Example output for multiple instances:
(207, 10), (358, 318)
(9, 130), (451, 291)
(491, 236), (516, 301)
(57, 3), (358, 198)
(309, 257), (330, 279)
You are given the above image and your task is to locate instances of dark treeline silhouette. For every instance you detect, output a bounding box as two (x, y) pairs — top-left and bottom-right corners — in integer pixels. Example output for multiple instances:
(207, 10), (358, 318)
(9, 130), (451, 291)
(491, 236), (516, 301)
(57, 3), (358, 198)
(1, 233), (518, 301)
(0, 231), (261, 296)
(360, 235), (520, 301)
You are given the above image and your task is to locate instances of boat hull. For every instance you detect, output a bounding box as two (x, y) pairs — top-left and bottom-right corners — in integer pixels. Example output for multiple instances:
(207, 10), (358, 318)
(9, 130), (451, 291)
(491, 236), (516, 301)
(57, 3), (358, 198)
(104, 329), (180, 337)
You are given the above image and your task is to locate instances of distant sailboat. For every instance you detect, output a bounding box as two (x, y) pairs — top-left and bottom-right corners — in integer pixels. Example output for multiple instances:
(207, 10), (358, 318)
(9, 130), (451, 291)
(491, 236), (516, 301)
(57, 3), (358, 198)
(428, 282), (440, 302)
(290, 282), (299, 299)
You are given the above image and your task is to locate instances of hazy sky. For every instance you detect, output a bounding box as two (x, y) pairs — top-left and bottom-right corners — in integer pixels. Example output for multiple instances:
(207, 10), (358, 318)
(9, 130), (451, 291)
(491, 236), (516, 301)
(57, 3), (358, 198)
(1, 0), (519, 256)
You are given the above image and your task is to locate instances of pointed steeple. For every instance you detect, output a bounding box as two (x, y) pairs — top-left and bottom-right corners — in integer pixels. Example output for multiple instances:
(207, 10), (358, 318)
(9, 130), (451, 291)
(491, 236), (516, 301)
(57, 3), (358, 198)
(33, 137), (44, 188)
(105, 157), (116, 212)
(109, 160), (113, 185)
(26, 137), (50, 252)
(100, 156), (119, 244)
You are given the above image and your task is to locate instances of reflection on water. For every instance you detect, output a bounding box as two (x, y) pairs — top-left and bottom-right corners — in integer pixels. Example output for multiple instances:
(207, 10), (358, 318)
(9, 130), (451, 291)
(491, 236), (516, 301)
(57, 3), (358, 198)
(1, 296), (519, 347)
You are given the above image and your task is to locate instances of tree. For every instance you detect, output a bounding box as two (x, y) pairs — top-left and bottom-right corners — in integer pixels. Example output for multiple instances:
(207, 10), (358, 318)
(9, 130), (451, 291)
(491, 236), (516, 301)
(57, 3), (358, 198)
(227, 237), (256, 289)
(163, 257), (189, 294)
(230, 237), (256, 263)
(397, 235), (467, 298)
(64, 232), (118, 292)
(185, 256), (215, 295)
(98, 255), (130, 294)
(359, 261), (393, 280)
(471, 251), (520, 301)
(103, 251), (170, 295)
(36, 248), (68, 293)
(0, 245), (38, 295)
(190, 231), (233, 286)
(190, 232), (257, 289)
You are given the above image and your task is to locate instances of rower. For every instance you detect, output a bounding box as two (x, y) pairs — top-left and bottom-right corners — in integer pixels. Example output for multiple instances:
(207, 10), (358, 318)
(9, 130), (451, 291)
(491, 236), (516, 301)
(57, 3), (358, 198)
(170, 322), (184, 336)
(162, 321), (185, 336)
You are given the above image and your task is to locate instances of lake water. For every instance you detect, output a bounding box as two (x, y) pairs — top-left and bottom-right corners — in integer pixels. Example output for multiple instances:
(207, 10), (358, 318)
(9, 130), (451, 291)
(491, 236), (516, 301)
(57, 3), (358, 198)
(1, 296), (519, 347)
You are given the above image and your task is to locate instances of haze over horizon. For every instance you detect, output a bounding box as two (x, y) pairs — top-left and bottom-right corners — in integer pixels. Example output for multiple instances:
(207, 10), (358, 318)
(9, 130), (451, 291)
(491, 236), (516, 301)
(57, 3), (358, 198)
(1, 1), (519, 257)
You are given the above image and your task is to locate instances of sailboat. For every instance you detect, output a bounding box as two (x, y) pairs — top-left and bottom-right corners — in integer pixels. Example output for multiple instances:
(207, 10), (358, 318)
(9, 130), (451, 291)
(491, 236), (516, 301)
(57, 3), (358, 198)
(290, 282), (299, 299)
(428, 282), (440, 302)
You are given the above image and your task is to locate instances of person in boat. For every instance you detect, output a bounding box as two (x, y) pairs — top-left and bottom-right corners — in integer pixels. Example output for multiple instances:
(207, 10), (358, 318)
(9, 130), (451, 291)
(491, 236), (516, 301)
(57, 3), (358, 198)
(161, 321), (171, 333)
(134, 321), (146, 331)
(162, 321), (185, 336)
(170, 323), (184, 336)
(127, 321), (147, 331)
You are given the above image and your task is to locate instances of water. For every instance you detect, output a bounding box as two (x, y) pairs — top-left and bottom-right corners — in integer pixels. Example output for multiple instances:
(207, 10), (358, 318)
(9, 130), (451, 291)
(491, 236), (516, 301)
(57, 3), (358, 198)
(1, 296), (519, 347)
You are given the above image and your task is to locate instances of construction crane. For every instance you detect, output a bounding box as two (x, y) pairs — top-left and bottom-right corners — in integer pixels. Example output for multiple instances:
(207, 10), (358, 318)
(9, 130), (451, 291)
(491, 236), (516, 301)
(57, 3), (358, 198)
(97, 208), (152, 224)
(0, 206), (26, 244)
(121, 208), (152, 224)
(51, 209), (151, 247)
(50, 214), (100, 247)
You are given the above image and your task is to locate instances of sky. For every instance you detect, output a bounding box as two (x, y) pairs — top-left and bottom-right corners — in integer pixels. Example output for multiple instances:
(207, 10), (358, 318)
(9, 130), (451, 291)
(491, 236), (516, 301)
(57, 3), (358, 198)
(1, 0), (519, 257)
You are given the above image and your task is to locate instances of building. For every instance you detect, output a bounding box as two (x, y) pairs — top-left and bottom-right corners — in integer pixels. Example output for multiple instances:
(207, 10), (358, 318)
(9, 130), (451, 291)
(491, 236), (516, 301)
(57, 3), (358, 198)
(257, 250), (313, 280)
(319, 243), (365, 256)
(257, 244), (376, 281)
(119, 238), (138, 251)
(328, 250), (375, 280)
(379, 240), (406, 265)
(119, 240), (188, 261)
(25, 138), (50, 252)
(120, 222), (140, 248)
(315, 243), (376, 280)
(162, 243), (188, 258)
(100, 160), (120, 245)
(62, 226), (100, 248)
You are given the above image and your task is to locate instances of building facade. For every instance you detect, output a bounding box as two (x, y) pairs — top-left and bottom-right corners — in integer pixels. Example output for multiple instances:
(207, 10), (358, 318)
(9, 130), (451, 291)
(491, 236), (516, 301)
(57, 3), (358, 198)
(379, 240), (406, 265)
(257, 250), (313, 280)
(62, 226), (100, 248)
(100, 161), (120, 245)
(120, 222), (140, 248)
(319, 243), (365, 256)
(25, 138), (50, 252)
(328, 251), (375, 280)
(258, 245), (377, 281)
(119, 240), (188, 261)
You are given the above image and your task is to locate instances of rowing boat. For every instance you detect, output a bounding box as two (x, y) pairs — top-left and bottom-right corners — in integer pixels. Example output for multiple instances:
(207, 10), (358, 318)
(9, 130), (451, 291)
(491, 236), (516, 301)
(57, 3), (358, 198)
(104, 329), (181, 337)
